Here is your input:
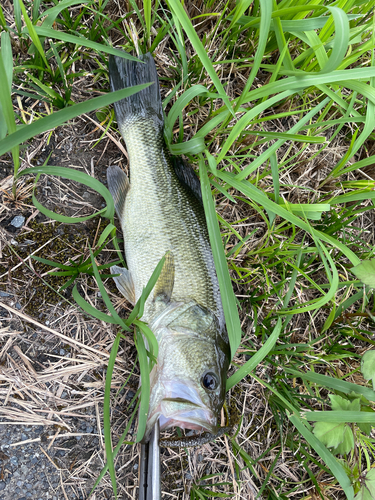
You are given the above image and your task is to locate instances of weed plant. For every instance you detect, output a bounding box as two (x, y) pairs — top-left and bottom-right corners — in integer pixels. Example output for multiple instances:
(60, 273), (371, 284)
(1, 0), (375, 498)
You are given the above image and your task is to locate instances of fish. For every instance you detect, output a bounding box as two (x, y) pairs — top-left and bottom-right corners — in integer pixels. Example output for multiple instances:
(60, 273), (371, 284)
(107, 52), (230, 444)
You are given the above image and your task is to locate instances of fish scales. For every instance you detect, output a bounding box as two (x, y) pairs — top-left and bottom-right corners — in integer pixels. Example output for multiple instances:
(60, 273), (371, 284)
(122, 124), (222, 323)
(108, 52), (230, 443)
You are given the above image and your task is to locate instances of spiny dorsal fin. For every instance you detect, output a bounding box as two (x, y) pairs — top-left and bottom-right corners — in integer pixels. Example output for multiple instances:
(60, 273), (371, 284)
(154, 252), (175, 302)
(172, 157), (203, 206)
(107, 165), (129, 221)
(111, 265), (135, 305)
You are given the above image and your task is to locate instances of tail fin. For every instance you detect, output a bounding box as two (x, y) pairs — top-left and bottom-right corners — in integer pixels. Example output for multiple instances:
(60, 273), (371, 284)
(109, 52), (163, 133)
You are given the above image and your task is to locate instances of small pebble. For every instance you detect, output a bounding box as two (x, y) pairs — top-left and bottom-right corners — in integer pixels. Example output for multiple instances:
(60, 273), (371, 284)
(15, 302), (22, 310)
(59, 349), (65, 356)
(10, 216), (25, 228)
(0, 291), (12, 297)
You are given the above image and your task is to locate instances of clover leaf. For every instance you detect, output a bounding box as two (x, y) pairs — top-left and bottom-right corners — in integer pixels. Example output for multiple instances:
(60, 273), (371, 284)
(361, 350), (375, 391)
(351, 259), (375, 288)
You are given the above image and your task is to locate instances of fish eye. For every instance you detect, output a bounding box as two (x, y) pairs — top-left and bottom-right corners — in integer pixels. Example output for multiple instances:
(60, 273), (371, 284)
(202, 372), (219, 391)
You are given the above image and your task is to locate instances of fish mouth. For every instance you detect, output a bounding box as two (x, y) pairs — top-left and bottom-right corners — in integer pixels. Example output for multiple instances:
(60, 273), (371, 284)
(159, 397), (217, 433)
(146, 380), (218, 438)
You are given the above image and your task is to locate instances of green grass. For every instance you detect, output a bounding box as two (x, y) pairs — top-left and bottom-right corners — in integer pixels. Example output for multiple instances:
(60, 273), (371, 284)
(2, 0), (375, 498)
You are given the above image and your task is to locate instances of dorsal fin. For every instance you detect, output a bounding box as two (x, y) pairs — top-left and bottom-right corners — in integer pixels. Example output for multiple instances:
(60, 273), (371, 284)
(172, 157), (203, 206)
(107, 165), (129, 220)
(154, 252), (175, 302)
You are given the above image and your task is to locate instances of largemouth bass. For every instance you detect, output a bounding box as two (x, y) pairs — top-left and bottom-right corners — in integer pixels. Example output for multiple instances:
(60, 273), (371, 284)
(108, 52), (230, 443)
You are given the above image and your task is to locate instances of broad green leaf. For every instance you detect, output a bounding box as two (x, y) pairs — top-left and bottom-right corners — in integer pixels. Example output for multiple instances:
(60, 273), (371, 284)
(330, 394), (360, 412)
(354, 486), (374, 500)
(0, 45), (19, 182)
(334, 425), (355, 455)
(313, 421), (348, 450)
(364, 469), (375, 496)
(351, 260), (375, 289)
(217, 89), (294, 163)
(361, 351), (375, 390)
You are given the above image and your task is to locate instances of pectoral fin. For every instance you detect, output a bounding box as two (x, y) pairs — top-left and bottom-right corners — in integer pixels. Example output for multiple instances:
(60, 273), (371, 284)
(154, 252), (175, 302)
(107, 165), (129, 220)
(111, 265), (135, 305)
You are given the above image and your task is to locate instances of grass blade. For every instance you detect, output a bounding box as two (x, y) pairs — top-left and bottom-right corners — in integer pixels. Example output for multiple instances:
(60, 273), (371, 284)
(32, 26), (140, 61)
(167, 0), (233, 115)
(227, 318), (282, 390)
(20, 166), (115, 220)
(284, 368), (375, 402)
(199, 155), (242, 358)
(19, 0), (49, 68)
(288, 413), (354, 500)
(320, 7), (350, 74)
(0, 84), (152, 157)
(217, 171), (360, 266)
(72, 285), (119, 324)
(135, 328), (150, 442)
(103, 332), (121, 498)
(302, 411), (375, 423)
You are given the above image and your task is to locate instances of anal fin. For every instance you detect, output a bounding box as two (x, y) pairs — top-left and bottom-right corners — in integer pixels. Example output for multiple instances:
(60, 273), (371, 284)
(111, 265), (136, 305)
